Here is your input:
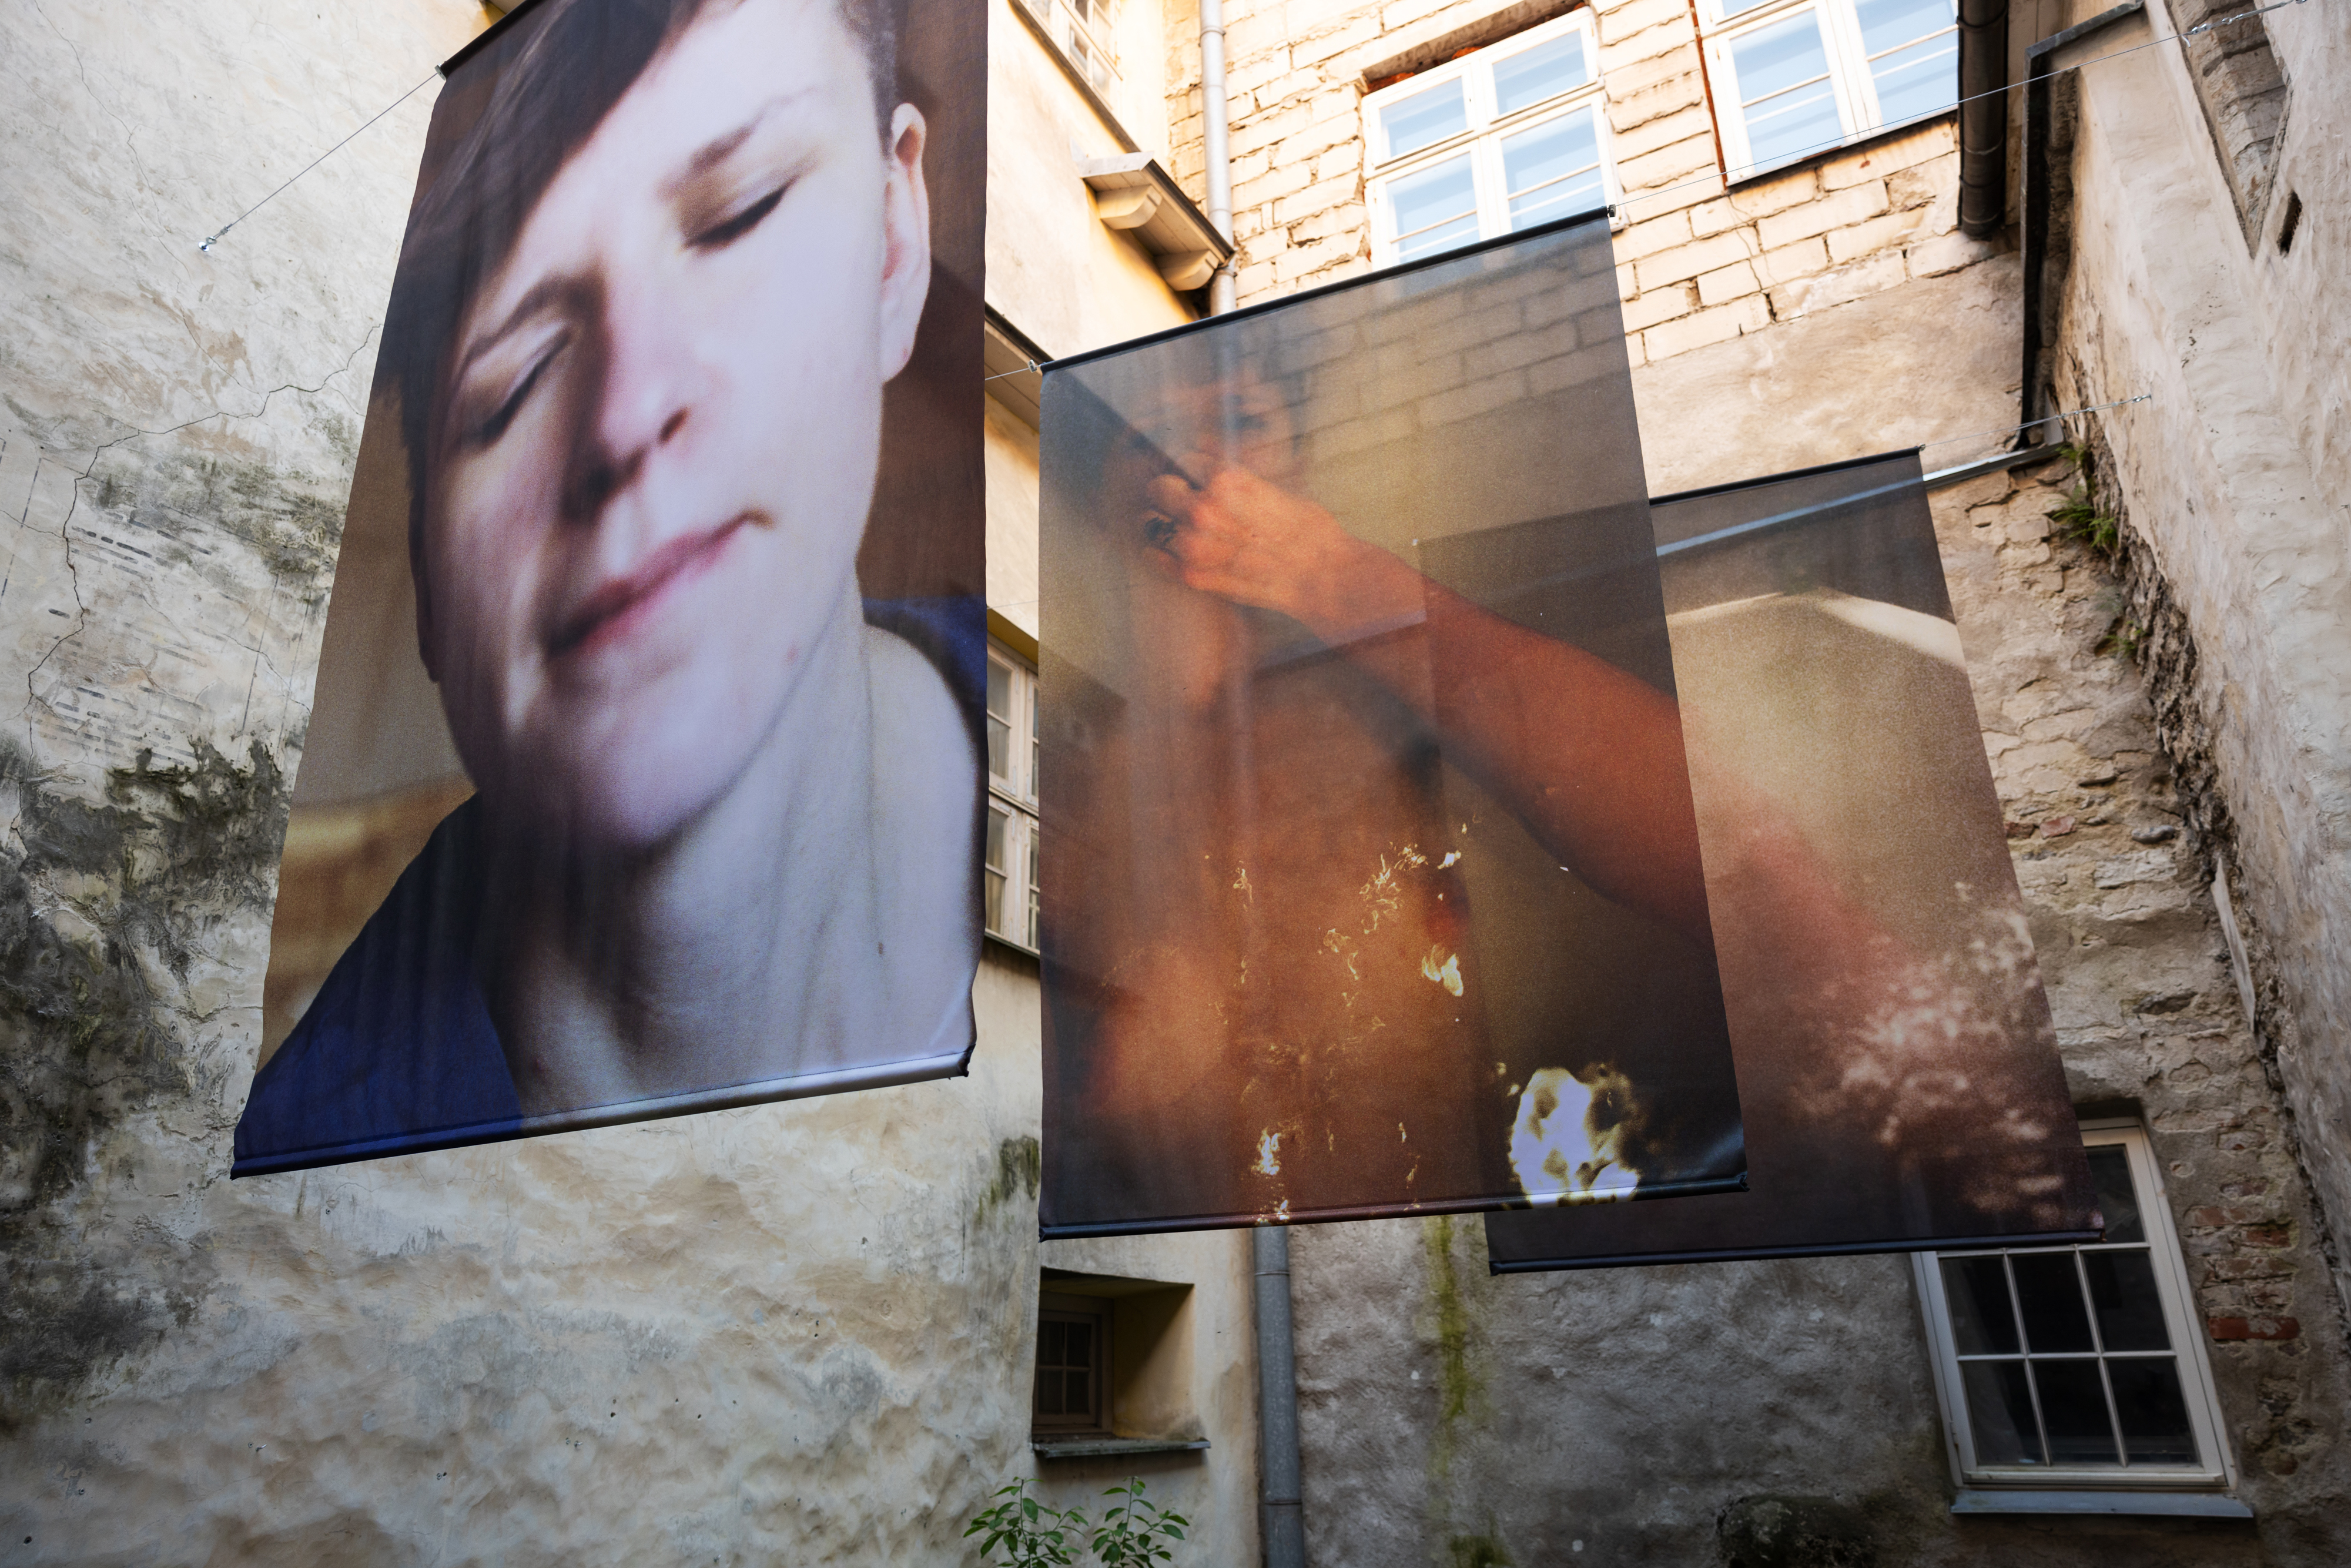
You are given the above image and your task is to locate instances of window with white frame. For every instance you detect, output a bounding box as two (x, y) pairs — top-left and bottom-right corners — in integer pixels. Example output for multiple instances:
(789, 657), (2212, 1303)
(1913, 1123), (2235, 1490)
(1017, 0), (1118, 90)
(984, 645), (1041, 953)
(1700, 0), (1958, 178)
(1364, 11), (1616, 267)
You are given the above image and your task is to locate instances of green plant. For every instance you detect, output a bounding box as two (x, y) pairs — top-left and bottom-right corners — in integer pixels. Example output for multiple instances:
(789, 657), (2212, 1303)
(1089, 1479), (1189, 1567)
(2046, 443), (2122, 557)
(965, 1476), (1190, 1566)
(966, 1480), (1087, 1567)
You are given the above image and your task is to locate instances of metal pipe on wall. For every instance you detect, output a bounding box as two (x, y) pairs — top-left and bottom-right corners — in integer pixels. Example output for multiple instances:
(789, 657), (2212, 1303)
(1198, 0), (1238, 313)
(1253, 1227), (1307, 1567)
(1956, 0), (2010, 238)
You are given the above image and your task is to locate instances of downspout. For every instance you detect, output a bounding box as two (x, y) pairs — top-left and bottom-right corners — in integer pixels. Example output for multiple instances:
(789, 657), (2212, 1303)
(1253, 1228), (1306, 1568)
(1199, 0), (1238, 314)
(1197, 10), (1295, 1556)
(1955, 0), (2008, 238)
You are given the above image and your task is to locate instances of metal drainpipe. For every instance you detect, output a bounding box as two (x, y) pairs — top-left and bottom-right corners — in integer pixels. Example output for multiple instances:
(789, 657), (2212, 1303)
(1253, 1227), (1307, 1567)
(1198, 0), (1238, 313)
(1955, 0), (2009, 239)
(1200, 9), (1295, 1557)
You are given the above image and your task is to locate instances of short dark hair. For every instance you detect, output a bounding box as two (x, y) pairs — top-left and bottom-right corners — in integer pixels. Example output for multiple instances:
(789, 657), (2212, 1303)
(382, 0), (900, 569)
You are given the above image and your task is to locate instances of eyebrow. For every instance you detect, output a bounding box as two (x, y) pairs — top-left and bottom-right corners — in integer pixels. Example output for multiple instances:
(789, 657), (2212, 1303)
(454, 90), (828, 378)
(663, 88), (825, 198)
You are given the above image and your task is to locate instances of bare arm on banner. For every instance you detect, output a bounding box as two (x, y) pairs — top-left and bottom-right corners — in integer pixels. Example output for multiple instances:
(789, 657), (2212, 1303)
(1146, 459), (1716, 947)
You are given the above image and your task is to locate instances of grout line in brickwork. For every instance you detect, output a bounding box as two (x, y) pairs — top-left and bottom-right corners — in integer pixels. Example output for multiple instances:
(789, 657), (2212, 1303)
(1611, 0), (2317, 217)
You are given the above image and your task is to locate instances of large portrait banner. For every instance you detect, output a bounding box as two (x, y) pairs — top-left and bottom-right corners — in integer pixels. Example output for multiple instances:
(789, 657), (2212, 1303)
(236, 0), (990, 1177)
(1038, 216), (1749, 1236)
(1487, 453), (2099, 1270)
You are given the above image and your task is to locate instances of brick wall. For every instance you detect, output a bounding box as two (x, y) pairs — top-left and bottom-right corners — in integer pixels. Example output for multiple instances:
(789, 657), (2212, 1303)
(1164, 0), (2004, 364)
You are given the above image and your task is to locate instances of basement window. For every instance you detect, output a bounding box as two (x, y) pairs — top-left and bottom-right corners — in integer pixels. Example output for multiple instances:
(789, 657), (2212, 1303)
(1031, 1272), (1211, 1459)
(1913, 1122), (2238, 1497)
(1699, 0), (1959, 179)
(1363, 9), (1616, 267)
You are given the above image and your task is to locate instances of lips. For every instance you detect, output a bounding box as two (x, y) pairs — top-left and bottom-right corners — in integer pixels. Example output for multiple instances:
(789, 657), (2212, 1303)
(548, 514), (750, 659)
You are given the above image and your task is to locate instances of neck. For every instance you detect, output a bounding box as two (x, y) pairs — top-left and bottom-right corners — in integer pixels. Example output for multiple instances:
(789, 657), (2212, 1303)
(488, 585), (892, 1113)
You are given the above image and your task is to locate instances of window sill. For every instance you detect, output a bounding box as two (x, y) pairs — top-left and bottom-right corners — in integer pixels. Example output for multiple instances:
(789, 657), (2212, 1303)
(1952, 1489), (2253, 1520)
(1031, 1437), (1211, 1461)
(1726, 106), (1959, 194)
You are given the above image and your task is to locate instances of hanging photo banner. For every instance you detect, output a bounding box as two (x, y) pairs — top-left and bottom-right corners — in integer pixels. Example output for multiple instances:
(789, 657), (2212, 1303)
(1487, 452), (2098, 1270)
(1038, 215), (1748, 1237)
(235, 0), (989, 1177)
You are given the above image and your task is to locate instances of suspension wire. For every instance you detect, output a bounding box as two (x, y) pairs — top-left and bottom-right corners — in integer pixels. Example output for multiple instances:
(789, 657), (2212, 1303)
(198, 72), (437, 253)
(1920, 393), (2154, 449)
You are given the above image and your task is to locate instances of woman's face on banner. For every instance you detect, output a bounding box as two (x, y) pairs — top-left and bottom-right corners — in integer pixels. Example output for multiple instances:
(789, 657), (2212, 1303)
(421, 0), (930, 850)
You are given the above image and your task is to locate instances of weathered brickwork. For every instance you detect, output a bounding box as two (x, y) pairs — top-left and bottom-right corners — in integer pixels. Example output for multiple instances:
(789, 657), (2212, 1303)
(1163, 0), (2002, 362)
(1946, 453), (2350, 1488)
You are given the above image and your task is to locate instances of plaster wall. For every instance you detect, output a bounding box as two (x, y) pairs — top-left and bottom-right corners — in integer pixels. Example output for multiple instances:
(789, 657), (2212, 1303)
(1, 1), (1253, 1562)
(987, 0), (1197, 357)
(2046, 2), (2351, 1321)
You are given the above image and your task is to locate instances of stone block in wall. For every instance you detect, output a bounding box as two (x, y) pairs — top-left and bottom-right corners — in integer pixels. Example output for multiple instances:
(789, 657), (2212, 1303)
(1275, 173), (1359, 226)
(1620, 280), (1696, 332)
(1886, 150), (1960, 212)
(1237, 159), (1314, 211)
(1755, 234), (1830, 284)
(1230, 100), (1312, 158)
(1906, 230), (2004, 278)
(1606, 64), (1709, 136)
(1766, 249), (1908, 317)
(1640, 293), (1766, 358)
(1609, 101), (1715, 162)
(1600, 38), (1707, 100)
(1755, 179), (1888, 249)
(1596, 0), (1697, 49)
(1825, 207), (1933, 265)
(1696, 259), (1760, 307)
(1725, 167), (1822, 220)
(1275, 110), (1359, 170)
(1292, 199), (1368, 243)
(1611, 135), (1722, 199)
(1818, 119), (1955, 191)
(1293, 12), (1387, 67)
(1612, 206), (1693, 261)
(1633, 227), (1760, 293)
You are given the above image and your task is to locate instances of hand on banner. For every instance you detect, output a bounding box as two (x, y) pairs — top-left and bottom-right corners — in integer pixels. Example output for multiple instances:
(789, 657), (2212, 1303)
(1142, 457), (1421, 643)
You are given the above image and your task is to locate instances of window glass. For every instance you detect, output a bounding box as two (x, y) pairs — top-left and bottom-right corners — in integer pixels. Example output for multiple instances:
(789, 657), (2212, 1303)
(1493, 32), (1589, 114)
(2088, 1144), (2142, 1241)
(1717, 0), (1778, 15)
(1382, 76), (1468, 159)
(1855, 0), (1956, 120)
(1730, 11), (1843, 166)
(1026, 821), (1042, 950)
(1391, 153), (1480, 259)
(985, 803), (1011, 936)
(1502, 108), (1605, 229)
(986, 659), (1013, 783)
(1923, 1129), (2222, 1485)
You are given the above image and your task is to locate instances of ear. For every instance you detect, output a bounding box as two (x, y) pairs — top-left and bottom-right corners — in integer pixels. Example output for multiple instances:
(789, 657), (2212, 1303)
(876, 103), (932, 384)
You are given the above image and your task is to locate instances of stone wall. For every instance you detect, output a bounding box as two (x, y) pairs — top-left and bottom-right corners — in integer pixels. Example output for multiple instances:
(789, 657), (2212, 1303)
(2047, 0), (2351, 1326)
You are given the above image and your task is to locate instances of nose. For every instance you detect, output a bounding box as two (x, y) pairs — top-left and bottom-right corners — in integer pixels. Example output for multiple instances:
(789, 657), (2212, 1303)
(561, 274), (705, 522)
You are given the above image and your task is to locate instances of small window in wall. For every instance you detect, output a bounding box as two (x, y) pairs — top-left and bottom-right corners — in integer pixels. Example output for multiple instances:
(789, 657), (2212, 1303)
(1034, 1293), (1112, 1433)
(1699, 0), (1959, 179)
(1364, 11), (1616, 267)
(1017, 0), (1119, 89)
(1913, 1123), (2236, 1490)
(985, 645), (1042, 953)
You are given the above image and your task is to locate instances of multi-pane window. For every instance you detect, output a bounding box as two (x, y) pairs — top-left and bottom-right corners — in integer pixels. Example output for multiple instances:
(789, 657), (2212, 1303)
(1033, 1294), (1110, 1433)
(1700, 0), (1958, 177)
(1914, 1124), (2235, 1490)
(1017, 0), (1118, 90)
(985, 645), (1041, 953)
(1364, 12), (1616, 267)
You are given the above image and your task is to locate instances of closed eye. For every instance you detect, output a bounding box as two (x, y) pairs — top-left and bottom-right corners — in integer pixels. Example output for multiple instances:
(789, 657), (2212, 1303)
(689, 185), (786, 250)
(464, 333), (568, 448)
